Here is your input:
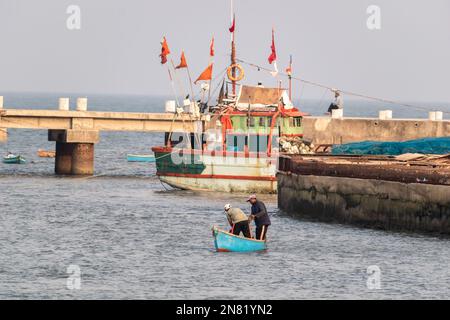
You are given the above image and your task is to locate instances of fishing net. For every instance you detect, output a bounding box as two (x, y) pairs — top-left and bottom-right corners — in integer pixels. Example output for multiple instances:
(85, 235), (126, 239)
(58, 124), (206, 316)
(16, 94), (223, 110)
(332, 137), (450, 156)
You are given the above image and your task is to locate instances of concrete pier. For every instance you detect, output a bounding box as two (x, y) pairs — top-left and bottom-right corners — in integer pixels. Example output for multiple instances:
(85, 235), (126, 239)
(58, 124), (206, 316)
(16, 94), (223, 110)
(302, 116), (450, 145)
(278, 155), (450, 235)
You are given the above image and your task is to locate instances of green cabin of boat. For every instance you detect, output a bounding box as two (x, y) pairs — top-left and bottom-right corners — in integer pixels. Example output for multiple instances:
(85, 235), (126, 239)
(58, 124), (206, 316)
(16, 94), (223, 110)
(156, 84), (305, 156)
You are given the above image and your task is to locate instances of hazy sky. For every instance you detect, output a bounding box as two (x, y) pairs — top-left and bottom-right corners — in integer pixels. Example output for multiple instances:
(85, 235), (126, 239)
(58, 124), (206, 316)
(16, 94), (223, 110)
(0, 0), (450, 102)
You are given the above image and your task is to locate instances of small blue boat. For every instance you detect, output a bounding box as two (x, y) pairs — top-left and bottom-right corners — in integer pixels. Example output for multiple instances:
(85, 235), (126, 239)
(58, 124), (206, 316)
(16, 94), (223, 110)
(126, 154), (156, 163)
(212, 226), (267, 252)
(3, 154), (26, 164)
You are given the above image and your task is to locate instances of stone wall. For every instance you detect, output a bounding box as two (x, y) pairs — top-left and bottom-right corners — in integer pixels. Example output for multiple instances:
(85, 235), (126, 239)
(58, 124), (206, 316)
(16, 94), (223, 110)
(302, 117), (450, 145)
(278, 172), (450, 234)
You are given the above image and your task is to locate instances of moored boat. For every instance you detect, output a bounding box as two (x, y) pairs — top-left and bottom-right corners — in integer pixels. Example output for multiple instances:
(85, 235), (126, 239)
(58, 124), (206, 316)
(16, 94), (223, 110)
(152, 3), (305, 193)
(3, 154), (26, 164)
(212, 226), (267, 252)
(37, 149), (56, 158)
(127, 154), (156, 163)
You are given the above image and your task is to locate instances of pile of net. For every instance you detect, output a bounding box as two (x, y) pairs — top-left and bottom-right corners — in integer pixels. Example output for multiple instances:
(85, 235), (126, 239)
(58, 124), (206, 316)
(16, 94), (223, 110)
(279, 136), (315, 154)
(332, 137), (450, 156)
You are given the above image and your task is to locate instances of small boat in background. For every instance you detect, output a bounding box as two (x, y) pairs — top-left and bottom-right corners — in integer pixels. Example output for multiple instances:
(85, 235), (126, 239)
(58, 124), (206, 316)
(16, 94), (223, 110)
(37, 149), (56, 158)
(212, 226), (267, 253)
(126, 154), (156, 163)
(3, 154), (26, 164)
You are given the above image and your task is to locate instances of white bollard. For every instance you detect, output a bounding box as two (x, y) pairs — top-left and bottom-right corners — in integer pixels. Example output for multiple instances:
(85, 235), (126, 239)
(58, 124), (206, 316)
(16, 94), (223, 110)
(331, 108), (343, 119)
(429, 112), (436, 121)
(58, 98), (70, 111)
(429, 111), (444, 121)
(379, 110), (393, 120)
(0, 96), (3, 109)
(76, 97), (88, 111)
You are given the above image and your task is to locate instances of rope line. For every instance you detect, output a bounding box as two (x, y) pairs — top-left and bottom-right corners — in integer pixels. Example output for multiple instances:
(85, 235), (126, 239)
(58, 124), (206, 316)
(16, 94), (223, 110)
(235, 58), (450, 115)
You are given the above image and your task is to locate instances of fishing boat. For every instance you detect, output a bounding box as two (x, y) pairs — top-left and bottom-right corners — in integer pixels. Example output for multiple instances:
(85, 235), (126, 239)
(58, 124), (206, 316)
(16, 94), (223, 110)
(126, 154), (156, 163)
(152, 3), (305, 193)
(37, 149), (56, 158)
(212, 226), (267, 253)
(3, 154), (26, 164)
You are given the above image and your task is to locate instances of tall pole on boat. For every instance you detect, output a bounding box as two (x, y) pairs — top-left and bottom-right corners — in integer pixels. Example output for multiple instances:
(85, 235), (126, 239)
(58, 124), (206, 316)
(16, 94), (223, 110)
(230, 0), (237, 96)
(288, 55), (293, 100)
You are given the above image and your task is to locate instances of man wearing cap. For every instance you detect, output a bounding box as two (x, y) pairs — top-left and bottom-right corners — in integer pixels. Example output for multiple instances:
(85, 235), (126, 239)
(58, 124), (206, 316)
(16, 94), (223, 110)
(247, 195), (271, 240)
(327, 90), (344, 114)
(224, 204), (251, 238)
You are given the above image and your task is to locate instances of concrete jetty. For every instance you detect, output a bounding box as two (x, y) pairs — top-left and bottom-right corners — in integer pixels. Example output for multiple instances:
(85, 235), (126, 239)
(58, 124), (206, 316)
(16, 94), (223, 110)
(302, 115), (450, 145)
(278, 155), (450, 235)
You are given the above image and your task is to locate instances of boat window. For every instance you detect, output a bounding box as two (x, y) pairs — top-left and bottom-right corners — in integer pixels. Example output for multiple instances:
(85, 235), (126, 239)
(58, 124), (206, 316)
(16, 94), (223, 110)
(294, 117), (302, 127)
(288, 118), (294, 127)
(249, 135), (268, 153)
(247, 117), (256, 127)
(227, 134), (246, 152)
(259, 117), (266, 127)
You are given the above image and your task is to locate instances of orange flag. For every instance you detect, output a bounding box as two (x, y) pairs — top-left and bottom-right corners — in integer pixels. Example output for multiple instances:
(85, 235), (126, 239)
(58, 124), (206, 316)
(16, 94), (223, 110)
(159, 37), (170, 64)
(210, 37), (215, 57)
(175, 51), (188, 69)
(194, 63), (213, 84)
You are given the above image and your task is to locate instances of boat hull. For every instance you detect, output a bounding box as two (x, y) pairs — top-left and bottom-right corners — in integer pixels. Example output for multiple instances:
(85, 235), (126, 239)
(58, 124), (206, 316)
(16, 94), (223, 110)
(3, 156), (26, 164)
(153, 147), (278, 193)
(37, 150), (55, 158)
(159, 175), (276, 193)
(212, 227), (267, 252)
(127, 154), (156, 163)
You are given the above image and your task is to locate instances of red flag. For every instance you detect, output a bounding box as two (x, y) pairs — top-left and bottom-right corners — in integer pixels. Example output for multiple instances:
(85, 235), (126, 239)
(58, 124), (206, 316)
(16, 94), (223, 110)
(268, 29), (277, 64)
(159, 37), (170, 65)
(194, 63), (213, 84)
(229, 14), (236, 33)
(175, 51), (188, 69)
(210, 37), (215, 57)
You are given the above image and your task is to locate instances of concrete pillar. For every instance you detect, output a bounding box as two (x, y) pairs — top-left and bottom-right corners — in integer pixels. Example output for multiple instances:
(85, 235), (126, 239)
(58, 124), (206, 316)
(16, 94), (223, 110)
(76, 98), (88, 111)
(49, 129), (98, 176)
(55, 142), (94, 175)
(59, 98), (70, 111)
(55, 142), (74, 175)
(71, 143), (94, 175)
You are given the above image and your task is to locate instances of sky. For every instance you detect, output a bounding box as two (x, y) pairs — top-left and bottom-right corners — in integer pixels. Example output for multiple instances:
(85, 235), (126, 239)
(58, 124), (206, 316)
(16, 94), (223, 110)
(0, 0), (449, 103)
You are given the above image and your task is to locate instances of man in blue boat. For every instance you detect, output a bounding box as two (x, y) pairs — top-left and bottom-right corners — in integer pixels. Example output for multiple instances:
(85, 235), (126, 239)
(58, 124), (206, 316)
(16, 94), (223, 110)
(247, 195), (271, 240)
(224, 204), (251, 238)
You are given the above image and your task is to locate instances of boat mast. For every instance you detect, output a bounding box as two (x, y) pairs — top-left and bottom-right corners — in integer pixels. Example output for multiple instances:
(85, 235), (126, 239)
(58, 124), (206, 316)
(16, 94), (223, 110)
(230, 0), (236, 96)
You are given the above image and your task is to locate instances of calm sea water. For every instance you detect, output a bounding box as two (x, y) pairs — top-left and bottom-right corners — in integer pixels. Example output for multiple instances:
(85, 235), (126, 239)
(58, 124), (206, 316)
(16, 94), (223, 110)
(0, 93), (449, 299)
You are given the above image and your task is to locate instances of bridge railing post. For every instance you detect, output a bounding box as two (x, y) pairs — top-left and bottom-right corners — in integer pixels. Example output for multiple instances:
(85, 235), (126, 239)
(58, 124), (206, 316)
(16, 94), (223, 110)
(59, 98), (70, 111)
(76, 98), (88, 111)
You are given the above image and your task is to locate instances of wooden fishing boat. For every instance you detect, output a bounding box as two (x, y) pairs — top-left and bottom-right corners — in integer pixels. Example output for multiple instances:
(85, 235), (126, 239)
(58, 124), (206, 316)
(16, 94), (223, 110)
(212, 226), (267, 253)
(37, 149), (56, 158)
(3, 154), (26, 164)
(126, 154), (156, 163)
(152, 3), (305, 194)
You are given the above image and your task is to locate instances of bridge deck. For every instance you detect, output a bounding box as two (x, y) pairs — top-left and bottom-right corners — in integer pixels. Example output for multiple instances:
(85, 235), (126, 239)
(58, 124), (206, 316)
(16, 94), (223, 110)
(0, 109), (200, 132)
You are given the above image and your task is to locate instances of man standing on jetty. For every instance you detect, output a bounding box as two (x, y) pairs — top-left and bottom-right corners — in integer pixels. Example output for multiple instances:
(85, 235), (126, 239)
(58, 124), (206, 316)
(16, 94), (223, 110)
(247, 195), (271, 240)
